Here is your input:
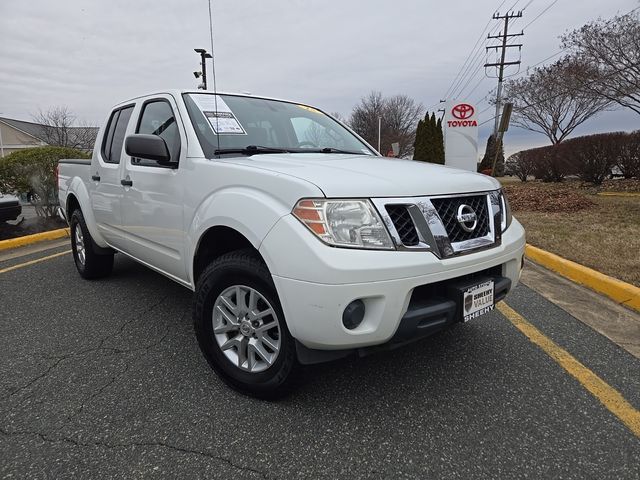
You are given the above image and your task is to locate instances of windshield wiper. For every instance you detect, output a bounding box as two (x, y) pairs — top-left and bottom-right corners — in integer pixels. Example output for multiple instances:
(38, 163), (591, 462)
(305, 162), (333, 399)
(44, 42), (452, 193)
(303, 147), (368, 155)
(214, 145), (369, 156)
(214, 145), (294, 155)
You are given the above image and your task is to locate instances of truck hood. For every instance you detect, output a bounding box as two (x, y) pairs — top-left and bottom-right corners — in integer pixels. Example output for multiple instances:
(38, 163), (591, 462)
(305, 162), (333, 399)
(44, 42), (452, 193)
(223, 153), (500, 197)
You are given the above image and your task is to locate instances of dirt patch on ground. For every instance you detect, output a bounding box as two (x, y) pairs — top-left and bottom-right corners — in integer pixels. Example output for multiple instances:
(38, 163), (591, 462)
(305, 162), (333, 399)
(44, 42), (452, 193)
(503, 182), (595, 213)
(501, 179), (640, 286)
(584, 178), (640, 193)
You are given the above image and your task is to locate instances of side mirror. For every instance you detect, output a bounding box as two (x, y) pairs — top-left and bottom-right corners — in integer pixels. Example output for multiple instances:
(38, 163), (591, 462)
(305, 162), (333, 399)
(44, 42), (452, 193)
(125, 134), (175, 167)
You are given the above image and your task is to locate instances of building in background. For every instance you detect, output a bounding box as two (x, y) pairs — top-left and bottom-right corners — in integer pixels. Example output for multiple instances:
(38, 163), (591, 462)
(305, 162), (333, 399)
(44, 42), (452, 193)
(0, 117), (98, 157)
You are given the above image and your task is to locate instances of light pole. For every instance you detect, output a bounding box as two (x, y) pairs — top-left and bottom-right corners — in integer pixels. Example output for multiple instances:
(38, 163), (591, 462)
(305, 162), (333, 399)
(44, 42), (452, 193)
(0, 112), (4, 158)
(377, 116), (381, 153)
(194, 48), (213, 90)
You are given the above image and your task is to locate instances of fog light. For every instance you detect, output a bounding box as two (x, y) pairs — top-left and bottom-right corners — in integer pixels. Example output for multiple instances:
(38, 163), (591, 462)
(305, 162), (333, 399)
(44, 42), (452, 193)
(342, 299), (365, 330)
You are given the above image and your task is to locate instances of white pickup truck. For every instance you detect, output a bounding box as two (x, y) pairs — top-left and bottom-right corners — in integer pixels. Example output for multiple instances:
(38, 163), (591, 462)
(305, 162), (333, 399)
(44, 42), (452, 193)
(58, 90), (525, 397)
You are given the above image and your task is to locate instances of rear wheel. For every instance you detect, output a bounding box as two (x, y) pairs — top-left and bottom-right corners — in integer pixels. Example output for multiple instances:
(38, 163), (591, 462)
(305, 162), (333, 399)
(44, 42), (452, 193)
(194, 249), (297, 399)
(70, 209), (114, 279)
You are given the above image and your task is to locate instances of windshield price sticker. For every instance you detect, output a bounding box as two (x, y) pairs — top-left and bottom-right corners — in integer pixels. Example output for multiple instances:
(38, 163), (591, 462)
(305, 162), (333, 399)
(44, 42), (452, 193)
(204, 111), (245, 135)
(192, 94), (247, 135)
(462, 280), (494, 322)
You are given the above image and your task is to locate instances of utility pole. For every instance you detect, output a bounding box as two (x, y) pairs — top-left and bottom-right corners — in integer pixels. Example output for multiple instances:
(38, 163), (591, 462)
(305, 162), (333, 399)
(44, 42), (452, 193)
(194, 48), (213, 90)
(484, 11), (523, 137)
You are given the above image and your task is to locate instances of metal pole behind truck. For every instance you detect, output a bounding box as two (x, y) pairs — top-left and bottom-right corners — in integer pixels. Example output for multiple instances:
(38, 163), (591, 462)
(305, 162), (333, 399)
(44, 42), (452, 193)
(194, 48), (213, 90)
(0, 122), (4, 158)
(491, 102), (513, 176)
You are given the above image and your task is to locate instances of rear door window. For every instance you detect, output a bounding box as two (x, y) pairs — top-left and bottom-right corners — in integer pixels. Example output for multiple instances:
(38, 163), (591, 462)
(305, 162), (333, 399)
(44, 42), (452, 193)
(101, 110), (119, 163)
(107, 106), (134, 164)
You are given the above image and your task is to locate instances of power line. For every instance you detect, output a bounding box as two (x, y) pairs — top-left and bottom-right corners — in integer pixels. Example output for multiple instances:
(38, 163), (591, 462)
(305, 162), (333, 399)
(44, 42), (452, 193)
(477, 62), (638, 127)
(464, 75), (490, 100)
(477, 3), (639, 130)
(522, 0), (558, 30)
(449, 23), (501, 98)
(505, 0), (522, 12)
(478, 105), (494, 116)
(523, 49), (565, 71)
(442, 0), (508, 100)
(453, 51), (486, 97)
(485, 10), (524, 135)
(444, 24), (495, 98)
(521, 0), (535, 10)
(455, 59), (488, 99)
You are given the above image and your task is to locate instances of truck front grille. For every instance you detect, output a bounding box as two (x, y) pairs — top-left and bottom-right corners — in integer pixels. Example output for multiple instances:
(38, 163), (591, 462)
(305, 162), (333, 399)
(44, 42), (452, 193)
(385, 205), (419, 246)
(371, 191), (500, 258)
(430, 195), (490, 243)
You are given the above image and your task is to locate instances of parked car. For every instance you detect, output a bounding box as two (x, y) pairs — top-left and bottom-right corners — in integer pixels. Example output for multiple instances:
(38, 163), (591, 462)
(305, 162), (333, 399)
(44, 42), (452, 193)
(0, 193), (22, 223)
(58, 90), (526, 397)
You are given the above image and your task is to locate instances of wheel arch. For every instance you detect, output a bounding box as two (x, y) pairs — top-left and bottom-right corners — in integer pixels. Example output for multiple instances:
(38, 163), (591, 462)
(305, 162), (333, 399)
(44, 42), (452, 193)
(187, 187), (298, 287)
(65, 193), (80, 221)
(65, 178), (108, 248)
(192, 225), (266, 286)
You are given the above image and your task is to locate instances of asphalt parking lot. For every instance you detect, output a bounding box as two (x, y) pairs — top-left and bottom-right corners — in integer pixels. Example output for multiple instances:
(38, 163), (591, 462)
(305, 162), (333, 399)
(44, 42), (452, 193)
(1, 242), (639, 479)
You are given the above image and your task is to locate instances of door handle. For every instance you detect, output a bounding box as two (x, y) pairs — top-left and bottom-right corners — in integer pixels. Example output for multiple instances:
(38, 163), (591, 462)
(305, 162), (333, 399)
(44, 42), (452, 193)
(91, 175), (101, 182)
(121, 179), (133, 187)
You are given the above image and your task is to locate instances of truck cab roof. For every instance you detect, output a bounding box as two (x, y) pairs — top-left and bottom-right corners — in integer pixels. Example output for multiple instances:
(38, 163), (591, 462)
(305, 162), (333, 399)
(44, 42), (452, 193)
(112, 89), (305, 111)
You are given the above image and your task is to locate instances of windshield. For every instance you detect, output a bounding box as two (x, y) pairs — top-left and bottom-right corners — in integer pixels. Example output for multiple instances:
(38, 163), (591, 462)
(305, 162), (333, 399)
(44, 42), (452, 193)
(183, 93), (375, 158)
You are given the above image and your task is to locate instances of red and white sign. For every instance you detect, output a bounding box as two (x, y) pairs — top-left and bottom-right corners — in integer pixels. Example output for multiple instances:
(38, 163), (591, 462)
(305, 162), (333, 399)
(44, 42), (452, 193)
(443, 100), (478, 172)
(448, 103), (478, 127)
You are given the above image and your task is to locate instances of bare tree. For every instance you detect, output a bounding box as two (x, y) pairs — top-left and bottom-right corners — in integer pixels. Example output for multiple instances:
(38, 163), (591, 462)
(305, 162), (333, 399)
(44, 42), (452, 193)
(32, 106), (97, 151)
(564, 132), (625, 185)
(561, 10), (640, 115)
(349, 91), (423, 157)
(383, 95), (424, 158)
(330, 112), (347, 124)
(617, 130), (640, 179)
(501, 57), (610, 144)
(505, 152), (535, 182)
(349, 91), (385, 149)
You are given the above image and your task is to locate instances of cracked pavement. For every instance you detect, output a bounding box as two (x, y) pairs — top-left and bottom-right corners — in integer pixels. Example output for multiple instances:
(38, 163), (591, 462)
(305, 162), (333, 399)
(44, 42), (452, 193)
(1, 246), (639, 479)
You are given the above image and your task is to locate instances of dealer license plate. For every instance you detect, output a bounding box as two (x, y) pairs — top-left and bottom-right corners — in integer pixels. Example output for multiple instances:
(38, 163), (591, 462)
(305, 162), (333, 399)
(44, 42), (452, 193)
(462, 280), (494, 322)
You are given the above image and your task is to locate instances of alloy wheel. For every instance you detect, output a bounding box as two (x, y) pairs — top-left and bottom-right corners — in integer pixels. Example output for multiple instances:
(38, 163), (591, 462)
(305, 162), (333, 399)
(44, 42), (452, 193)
(74, 225), (86, 266)
(212, 285), (281, 373)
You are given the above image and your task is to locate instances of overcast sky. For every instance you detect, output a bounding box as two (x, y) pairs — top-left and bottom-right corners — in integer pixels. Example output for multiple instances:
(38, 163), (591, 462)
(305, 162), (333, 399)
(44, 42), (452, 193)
(0, 0), (637, 156)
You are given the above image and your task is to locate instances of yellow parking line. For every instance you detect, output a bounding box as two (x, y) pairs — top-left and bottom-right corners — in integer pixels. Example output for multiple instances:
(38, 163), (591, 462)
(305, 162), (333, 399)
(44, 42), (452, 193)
(497, 302), (640, 438)
(0, 250), (71, 275)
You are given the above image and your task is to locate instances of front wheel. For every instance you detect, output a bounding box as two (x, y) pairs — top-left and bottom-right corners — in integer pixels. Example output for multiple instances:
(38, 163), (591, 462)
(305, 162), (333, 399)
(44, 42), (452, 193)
(70, 209), (114, 279)
(193, 250), (297, 399)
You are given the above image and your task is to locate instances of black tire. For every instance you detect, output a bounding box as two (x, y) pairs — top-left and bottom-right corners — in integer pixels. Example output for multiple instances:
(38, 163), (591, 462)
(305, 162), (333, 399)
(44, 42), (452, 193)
(70, 209), (114, 280)
(194, 249), (297, 399)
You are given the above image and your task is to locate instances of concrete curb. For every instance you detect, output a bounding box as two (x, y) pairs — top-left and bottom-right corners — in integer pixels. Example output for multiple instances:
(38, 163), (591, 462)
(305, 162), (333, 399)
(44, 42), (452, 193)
(525, 244), (640, 313)
(0, 228), (69, 252)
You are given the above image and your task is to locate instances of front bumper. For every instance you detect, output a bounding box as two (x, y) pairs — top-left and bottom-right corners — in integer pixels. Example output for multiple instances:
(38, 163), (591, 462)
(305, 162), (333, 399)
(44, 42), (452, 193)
(260, 215), (525, 350)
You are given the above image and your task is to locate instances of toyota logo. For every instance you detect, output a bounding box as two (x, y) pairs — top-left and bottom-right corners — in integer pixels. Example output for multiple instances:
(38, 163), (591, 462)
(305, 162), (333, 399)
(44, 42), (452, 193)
(451, 104), (475, 120)
(456, 204), (477, 232)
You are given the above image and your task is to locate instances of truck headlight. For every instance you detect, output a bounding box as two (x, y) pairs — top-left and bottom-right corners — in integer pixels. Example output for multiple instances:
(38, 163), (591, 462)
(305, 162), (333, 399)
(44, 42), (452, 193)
(293, 199), (394, 250)
(500, 189), (512, 232)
